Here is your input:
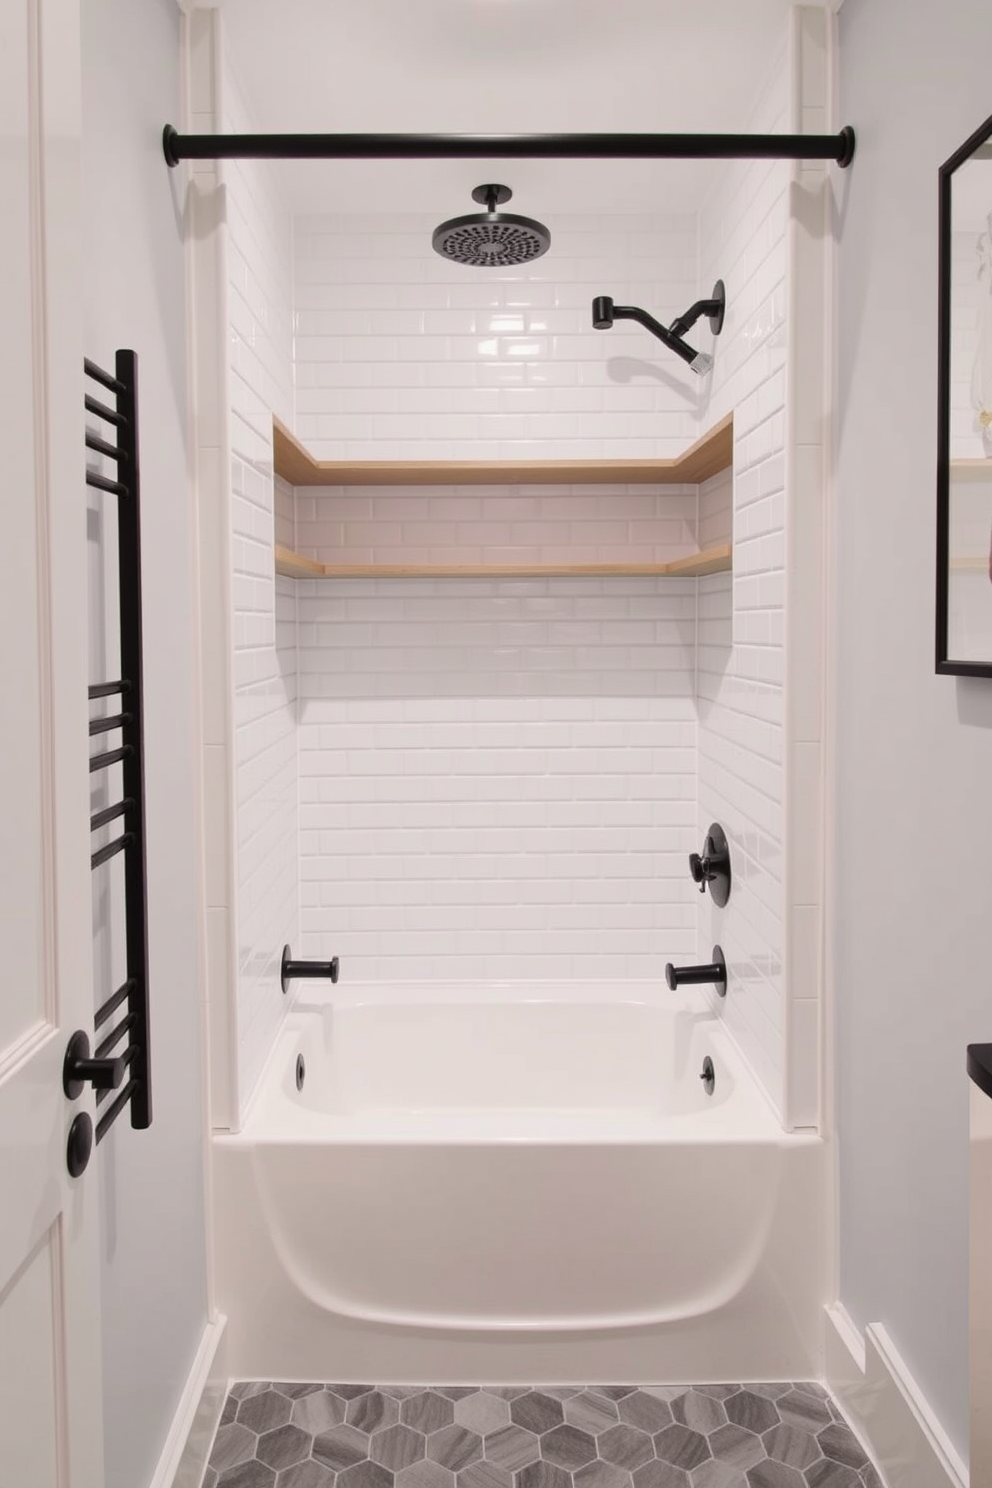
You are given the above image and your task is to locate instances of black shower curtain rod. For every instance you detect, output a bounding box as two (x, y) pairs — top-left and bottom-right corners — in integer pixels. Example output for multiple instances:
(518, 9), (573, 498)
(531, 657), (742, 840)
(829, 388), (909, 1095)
(161, 124), (855, 168)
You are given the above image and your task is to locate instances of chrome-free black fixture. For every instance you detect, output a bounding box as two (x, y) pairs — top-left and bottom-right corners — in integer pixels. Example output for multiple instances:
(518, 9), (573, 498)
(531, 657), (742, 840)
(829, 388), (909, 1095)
(689, 822), (732, 907)
(666, 945), (728, 996)
(69, 351), (153, 1177)
(281, 944), (340, 993)
(592, 281), (725, 375)
(432, 185), (550, 267)
(162, 126), (856, 170)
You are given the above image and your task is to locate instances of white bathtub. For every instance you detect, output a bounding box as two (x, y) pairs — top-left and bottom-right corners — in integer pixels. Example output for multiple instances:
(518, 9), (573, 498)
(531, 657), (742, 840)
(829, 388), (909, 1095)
(213, 983), (825, 1382)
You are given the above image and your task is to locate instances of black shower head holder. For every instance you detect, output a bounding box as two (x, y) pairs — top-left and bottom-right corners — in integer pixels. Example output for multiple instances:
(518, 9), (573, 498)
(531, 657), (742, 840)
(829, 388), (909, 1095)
(669, 280), (726, 339)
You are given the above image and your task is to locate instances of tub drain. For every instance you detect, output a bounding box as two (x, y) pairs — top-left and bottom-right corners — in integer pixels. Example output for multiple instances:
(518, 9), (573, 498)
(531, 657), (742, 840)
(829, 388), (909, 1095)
(295, 1053), (306, 1092)
(700, 1056), (715, 1096)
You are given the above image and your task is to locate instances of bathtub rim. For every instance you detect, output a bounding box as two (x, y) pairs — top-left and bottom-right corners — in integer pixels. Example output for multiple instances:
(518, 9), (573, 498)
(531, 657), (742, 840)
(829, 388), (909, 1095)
(234, 979), (791, 1143)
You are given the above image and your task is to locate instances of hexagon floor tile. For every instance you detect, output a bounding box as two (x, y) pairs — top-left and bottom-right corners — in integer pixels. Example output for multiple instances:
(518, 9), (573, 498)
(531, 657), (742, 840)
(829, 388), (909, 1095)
(202, 1385), (881, 1488)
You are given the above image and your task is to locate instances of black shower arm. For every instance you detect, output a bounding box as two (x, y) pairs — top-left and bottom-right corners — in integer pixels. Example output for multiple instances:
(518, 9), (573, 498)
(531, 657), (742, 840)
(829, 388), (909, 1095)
(669, 294), (722, 337)
(606, 304), (700, 368)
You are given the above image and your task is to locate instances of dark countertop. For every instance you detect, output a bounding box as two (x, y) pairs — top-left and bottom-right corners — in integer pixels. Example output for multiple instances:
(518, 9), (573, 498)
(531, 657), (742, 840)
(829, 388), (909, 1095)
(968, 1044), (992, 1100)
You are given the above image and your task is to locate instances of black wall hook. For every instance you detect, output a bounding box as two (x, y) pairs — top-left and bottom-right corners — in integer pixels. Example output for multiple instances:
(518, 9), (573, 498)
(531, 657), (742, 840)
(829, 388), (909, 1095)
(281, 944), (340, 994)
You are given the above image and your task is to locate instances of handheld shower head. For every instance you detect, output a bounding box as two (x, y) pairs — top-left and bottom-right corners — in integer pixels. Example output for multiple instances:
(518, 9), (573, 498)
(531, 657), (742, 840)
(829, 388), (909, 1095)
(591, 284), (725, 377)
(592, 296), (615, 330)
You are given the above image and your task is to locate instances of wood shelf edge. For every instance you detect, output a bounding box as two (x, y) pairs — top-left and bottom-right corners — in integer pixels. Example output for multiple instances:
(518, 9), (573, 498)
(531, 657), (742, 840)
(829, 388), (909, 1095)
(274, 544), (326, 578)
(272, 413), (733, 488)
(274, 542), (732, 581)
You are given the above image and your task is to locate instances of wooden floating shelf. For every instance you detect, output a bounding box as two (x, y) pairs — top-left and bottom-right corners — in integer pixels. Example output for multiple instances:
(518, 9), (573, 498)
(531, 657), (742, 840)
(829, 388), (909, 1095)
(275, 542), (732, 581)
(950, 460), (992, 479)
(273, 413), (733, 488)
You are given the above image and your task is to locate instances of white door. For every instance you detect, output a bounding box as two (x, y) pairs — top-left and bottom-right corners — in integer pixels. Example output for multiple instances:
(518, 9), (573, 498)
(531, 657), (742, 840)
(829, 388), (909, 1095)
(0, 1), (104, 1484)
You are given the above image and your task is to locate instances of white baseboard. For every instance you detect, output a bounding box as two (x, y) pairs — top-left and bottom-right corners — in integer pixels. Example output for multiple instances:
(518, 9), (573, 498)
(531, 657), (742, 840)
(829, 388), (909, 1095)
(824, 1305), (967, 1488)
(148, 1314), (228, 1488)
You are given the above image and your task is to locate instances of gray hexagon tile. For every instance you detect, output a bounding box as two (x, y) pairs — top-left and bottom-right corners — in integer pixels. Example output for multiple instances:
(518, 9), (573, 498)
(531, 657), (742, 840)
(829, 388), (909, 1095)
(456, 1394), (511, 1436)
(653, 1425), (711, 1473)
(211, 1423), (257, 1474)
(277, 1464), (335, 1488)
(691, 1464), (746, 1488)
(216, 1462), (277, 1488)
(256, 1426), (312, 1472)
(458, 1460), (514, 1488)
(403, 1393), (457, 1436)
(672, 1394), (726, 1437)
(519, 1462), (574, 1488)
(313, 1423), (371, 1472)
(239, 1391), (294, 1435)
(428, 1425), (484, 1472)
(634, 1462), (690, 1488)
(745, 1463), (806, 1488)
(541, 1424), (598, 1471)
(511, 1394), (566, 1436)
(206, 1384), (881, 1488)
(397, 1463), (455, 1488)
(775, 1396), (832, 1436)
(618, 1394), (674, 1435)
(485, 1424), (542, 1472)
(573, 1459), (632, 1488)
(598, 1425), (654, 1472)
(292, 1392), (347, 1435)
(563, 1392), (620, 1436)
(708, 1426), (764, 1472)
(373, 1425), (428, 1471)
(724, 1396), (778, 1437)
(351, 1392), (401, 1433)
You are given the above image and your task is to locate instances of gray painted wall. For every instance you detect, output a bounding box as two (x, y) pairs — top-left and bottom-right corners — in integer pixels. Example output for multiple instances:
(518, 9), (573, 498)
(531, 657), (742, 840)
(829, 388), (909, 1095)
(81, 2), (208, 1484)
(835, 0), (992, 1458)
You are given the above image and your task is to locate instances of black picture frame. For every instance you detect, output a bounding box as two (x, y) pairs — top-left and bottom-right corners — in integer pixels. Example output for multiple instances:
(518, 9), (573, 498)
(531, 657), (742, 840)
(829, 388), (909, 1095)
(936, 109), (992, 676)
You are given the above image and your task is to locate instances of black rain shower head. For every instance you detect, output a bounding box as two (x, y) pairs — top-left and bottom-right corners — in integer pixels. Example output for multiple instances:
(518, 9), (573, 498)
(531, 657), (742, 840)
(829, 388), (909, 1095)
(432, 184), (551, 267)
(592, 281), (726, 377)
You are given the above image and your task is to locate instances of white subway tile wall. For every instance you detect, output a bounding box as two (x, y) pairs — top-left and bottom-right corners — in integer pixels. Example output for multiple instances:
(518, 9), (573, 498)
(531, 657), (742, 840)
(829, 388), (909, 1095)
(295, 483), (699, 568)
(275, 473), (296, 551)
(224, 49), (300, 1106)
(210, 21), (814, 1119)
(286, 215), (711, 988)
(297, 577), (698, 980)
(696, 39), (791, 1115)
(293, 213), (700, 462)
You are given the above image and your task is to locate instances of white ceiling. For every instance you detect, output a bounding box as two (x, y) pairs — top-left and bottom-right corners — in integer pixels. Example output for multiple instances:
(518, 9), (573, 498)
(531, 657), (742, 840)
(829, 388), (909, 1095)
(213, 0), (829, 216)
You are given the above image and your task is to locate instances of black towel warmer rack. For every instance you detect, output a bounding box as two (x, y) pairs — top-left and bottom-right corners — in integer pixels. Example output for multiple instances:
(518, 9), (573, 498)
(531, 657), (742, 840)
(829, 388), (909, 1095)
(66, 352), (151, 1175)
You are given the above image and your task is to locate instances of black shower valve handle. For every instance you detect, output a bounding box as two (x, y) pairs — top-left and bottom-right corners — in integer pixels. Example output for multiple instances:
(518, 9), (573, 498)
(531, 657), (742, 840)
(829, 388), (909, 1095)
(281, 944), (340, 994)
(688, 823), (732, 908)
